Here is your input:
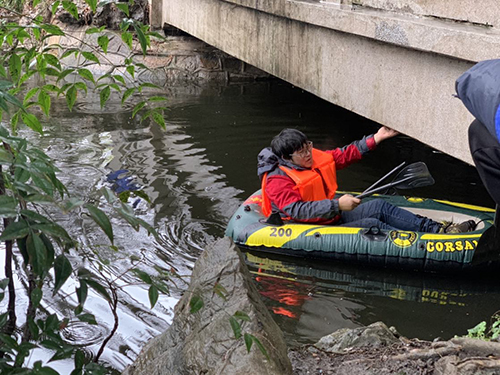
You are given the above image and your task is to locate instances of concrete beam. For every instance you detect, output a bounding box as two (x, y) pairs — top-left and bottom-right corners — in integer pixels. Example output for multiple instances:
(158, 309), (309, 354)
(160, 0), (499, 163)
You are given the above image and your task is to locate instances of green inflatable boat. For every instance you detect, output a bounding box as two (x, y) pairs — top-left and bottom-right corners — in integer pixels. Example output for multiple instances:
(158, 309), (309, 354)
(225, 190), (498, 273)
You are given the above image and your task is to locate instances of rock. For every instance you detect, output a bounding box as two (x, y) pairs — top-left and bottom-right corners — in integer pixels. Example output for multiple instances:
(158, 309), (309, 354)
(315, 321), (400, 353)
(434, 355), (500, 375)
(122, 237), (292, 375)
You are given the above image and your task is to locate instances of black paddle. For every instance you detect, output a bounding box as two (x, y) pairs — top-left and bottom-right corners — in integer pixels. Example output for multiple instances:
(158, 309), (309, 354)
(355, 162), (435, 199)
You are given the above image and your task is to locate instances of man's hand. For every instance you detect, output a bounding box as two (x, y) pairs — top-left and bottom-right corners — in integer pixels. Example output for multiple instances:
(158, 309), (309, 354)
(374, 126), (399, 144)
(338, 194), (361, 211)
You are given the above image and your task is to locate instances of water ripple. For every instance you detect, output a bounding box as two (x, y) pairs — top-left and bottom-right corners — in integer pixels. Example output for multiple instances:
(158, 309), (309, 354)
(62, 321), (109, 346)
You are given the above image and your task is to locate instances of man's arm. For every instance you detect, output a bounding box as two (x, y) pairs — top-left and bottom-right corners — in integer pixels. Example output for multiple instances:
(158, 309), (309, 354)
(266, 175), (339, 221)
(329, 126), (399, 170)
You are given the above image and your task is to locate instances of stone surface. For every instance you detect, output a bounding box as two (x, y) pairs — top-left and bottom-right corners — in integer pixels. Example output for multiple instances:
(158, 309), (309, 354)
(47, 22), (269, 86)
(315, 321), (400, 352)
(160, 0), (500, 164)
(122, 237), (292, 375)
(434, 355), (500, 375)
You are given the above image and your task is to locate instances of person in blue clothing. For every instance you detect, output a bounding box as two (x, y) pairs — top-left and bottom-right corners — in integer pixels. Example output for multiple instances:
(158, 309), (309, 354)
(456, 59), (500, 207)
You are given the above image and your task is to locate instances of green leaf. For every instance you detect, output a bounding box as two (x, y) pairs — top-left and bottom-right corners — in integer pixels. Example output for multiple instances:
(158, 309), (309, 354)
(49, 347), (73, 362)
(0, 195), (18, 217)
(99, 86), (110, 109)
(109, 83), (121, 92)
(113, 74), (126, 85)
(61, 49), (78, 59)
(148, 31), (166, 40)
(38, 365), (60, 375)
(53, 255), (72, 294)
(139, 82), (161, 90)
(31, 287), (43, 308)
(57, 69), (75, 83)
(189, 294), (204, 314)
(251, 335), (270, 360)
(97, 35), (109, 53)
(66, 85), (77, 111)
(149, 285), (159, 308)
(132, 101), (146, 118)
(77, 313), (97, 325)
(213, 283), (227, 300)
(151, 111), (165, 129)
(229, 316), (241, 339)
(28, 316), (39, 339)
(121, 31), (133, 50)
(122, 87), (135, 104)
(84, 278), (112, 302)
(40, 233), (55, 269)
(126, 65), (135, 79)
(234, 310), (251, 321)
(40, 24), (65, 36)
(51, 1), (61, 15)
(84, 0), (97, 12)
(0, 313), (6, 328)
(116, 3), (129, 16)
(74, 82), (88, 95)
(74, 349), (85, 370)
(62, 197), (85, 212)
(85, 204), (113, 243)
(8, 54), (22, 82)
(38, 90), (51, 117)
(33, 0), (41, 7)
(62, 0), (79, 20)
(20, 209), (52, 224)
(132, 268), (152, 284)
(0, 333), (19, 349)
(85, 27), (102, 35)
(0, 220), (30, 241)
(100, 187), (117, 204)
(134, 23), (148, 55)
(43, 53), (62, 70)
(21, 112), (43, 134)
(76, 280), (88, 306)
(244, 333), (253, 353)
(77, 68), (95, 84)
(24, 87), (40, 104)
(81, 51), (100, 64)
(32, 223), (72, 243)
(26, 233), (47, 276)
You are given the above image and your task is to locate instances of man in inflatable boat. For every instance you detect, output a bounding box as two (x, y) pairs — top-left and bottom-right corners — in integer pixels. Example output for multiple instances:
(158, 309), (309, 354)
(257, 127), (476, 234)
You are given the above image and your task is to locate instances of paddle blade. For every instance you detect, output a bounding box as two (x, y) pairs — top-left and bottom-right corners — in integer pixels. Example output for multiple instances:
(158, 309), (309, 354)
(393, 162), (435, 190)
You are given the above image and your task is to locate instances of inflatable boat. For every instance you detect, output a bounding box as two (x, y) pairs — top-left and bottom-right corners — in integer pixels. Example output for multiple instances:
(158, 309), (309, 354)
(225, 190), (498, 273)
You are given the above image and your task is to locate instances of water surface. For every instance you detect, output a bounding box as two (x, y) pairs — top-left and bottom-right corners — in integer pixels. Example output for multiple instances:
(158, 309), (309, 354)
(2, 81), (498, 371)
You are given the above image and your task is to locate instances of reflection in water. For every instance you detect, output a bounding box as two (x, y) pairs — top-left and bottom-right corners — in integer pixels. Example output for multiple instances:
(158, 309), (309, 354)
(1, 81), (497, 372)
(246, 250), (500, 345)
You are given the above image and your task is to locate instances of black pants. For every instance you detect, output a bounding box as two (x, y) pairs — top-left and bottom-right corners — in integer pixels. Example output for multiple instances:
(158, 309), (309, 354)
(469, 120), (500, 206)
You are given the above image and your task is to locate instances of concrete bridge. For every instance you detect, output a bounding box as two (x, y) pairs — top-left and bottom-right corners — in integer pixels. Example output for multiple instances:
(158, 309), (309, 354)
(151, 0), (500, 164)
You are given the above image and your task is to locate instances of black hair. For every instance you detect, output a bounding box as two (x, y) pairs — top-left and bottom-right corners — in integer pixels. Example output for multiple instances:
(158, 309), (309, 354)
(271, 128), (308, 159)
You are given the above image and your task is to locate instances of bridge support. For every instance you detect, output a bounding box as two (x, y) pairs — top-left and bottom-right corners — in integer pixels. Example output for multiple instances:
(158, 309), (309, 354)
(158, 0), (500, 164)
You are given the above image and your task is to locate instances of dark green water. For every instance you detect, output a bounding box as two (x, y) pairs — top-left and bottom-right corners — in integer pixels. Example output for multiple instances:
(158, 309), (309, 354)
(6, 80), (499, 371)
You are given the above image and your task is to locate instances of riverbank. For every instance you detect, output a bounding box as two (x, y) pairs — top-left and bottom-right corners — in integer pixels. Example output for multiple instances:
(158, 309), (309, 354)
(124, 237), (500, 375)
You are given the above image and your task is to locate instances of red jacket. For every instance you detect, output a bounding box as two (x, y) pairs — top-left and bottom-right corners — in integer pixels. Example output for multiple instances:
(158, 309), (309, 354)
(257, 135), (376, 223)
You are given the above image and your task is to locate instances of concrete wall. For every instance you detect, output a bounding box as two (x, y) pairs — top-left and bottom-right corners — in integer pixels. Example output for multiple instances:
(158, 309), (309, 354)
(157, 0), (500, 163)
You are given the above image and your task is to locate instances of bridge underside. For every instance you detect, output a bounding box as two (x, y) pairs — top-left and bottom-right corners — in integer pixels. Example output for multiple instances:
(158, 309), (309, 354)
(154, 0), (500, 164)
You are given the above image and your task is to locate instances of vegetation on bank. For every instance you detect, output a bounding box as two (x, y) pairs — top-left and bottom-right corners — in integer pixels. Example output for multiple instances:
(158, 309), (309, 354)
(0, 0), (172, 373)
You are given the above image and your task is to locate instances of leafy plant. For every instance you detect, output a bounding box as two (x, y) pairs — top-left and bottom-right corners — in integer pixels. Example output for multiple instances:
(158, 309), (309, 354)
(466, 312), (500, 340)
(0, 0), (172, 373)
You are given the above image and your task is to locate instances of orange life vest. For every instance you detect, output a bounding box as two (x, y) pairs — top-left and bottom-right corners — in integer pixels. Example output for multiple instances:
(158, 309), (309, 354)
(261, 148), (338, 217)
